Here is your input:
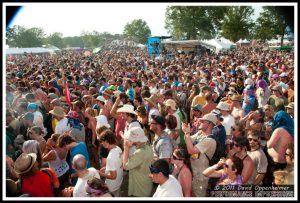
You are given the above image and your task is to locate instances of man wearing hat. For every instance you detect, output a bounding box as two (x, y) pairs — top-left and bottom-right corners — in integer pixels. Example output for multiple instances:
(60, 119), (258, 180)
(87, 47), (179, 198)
(268, 85), (288, 113)
(144, 94), (160, 122)
(230, 94), (245, 122)
(13, 153), (60, 197)
(285, 102), (294, 118)
(122, 127), (154, 197)
(164, 99), (181, 136)
(150, 159), (183, 197)
(27, 102), (47, 135)
(182, 113), (217, 197)
(150, 115), (174, 162)
(190, 104), (203, 135)
(49, 106), (70, 135)
(117, 104), (141, 157)
(216, 102), (235, 138)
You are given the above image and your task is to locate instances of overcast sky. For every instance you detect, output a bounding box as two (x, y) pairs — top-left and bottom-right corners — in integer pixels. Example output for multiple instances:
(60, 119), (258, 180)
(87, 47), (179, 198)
(5, 3), (294, 38)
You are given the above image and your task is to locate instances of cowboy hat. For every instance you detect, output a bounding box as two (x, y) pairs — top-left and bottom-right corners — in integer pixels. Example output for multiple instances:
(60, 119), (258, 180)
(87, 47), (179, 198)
(49, 106), (66, 117)
(144, 94), (158, 107)
(123, 127), (148, 143)
(117, 104), (137, 115)
(14, 153), (37, 174)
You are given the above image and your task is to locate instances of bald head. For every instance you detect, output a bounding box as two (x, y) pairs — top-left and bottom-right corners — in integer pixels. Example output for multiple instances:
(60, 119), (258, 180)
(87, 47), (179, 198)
(72, 154), (87, 171)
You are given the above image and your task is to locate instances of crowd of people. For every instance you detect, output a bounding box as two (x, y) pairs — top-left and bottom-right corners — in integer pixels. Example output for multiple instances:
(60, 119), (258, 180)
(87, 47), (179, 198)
(5, 43), (295, 198)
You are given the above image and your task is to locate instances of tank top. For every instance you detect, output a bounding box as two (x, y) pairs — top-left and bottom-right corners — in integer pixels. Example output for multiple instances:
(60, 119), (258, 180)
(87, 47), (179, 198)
(48, 150), (69, 178)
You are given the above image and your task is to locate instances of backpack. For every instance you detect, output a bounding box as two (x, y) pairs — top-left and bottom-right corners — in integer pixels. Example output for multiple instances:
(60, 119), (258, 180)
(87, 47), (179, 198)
(204, 134), (223, 166)
(17, 168), (55, 196)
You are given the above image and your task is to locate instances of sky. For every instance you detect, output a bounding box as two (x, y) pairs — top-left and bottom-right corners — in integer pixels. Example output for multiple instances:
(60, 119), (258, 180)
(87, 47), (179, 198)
(3, 2), (272, 38)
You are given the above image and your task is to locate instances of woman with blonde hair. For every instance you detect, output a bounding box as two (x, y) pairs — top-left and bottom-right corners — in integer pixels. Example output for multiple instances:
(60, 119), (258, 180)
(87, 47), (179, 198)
(84, 107), (99, 168)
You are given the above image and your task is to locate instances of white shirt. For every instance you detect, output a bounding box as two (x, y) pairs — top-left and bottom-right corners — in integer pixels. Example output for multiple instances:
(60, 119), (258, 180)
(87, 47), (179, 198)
(73, 167), (100, 197)
(105, 146), (123, 192)
(55, 117), (71, 135)
(153, 175), (183, 197)
(221, 114), (235, 136)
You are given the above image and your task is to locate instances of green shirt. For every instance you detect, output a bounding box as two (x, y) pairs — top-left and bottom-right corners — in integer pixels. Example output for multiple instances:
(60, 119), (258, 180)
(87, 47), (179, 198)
(126, 143), (153, 197)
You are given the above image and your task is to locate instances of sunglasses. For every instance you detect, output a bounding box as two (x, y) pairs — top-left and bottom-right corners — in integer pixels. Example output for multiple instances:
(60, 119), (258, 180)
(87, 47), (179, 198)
(285, 153), (293, 158)
(149, 166), (161, 174)
(172, 155), (183, 161)
(231, 126), (237, 131)
(248, 138), (258, 142)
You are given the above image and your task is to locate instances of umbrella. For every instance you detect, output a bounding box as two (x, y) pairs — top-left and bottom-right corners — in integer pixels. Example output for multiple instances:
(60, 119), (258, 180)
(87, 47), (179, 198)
(92, 47), (101, 54)
(84, 50), (91, 56)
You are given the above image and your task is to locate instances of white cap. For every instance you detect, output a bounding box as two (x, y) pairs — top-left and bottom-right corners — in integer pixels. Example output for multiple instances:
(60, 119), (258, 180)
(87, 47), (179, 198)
(216, 102), (229, 111)
(96, 96), (105, 103)
(123, 127), (148, 143)
(279, 72), (288, 77)
(96, 115), (110, 128)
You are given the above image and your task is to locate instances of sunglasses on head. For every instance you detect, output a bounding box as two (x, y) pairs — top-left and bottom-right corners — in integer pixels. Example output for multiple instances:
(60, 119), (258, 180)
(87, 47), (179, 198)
(149, 166), (161, 174)
(172, 155), (183, 161)
(248, 138), (258, 142)
(285, 153), (293, 158)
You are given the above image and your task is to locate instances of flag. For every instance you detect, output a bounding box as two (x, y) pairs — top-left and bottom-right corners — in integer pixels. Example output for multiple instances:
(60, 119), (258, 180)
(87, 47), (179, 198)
(64, 83), (71, 107)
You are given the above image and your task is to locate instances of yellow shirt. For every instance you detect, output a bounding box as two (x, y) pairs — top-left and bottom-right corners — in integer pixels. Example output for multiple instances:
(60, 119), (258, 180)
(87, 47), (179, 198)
(52, 118), (58, 132)
(192, 95), (206, 106)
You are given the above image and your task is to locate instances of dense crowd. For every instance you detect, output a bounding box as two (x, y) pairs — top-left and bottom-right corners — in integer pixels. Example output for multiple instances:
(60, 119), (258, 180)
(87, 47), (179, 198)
(5, 44), (295, 198)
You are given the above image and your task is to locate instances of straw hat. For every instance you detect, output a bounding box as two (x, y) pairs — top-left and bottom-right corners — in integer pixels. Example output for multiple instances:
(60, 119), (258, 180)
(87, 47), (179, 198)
(216, 102), (229, 111)
(199, 113), (217, 125)
(49, 106), (66, 117)
(144, 94), (158, 106)
(285, 102), (294, 110)
(123, 127), (148, 143)
(14, 153), (37, 174)
(117, 104), (137, 115)
(164, 99), (177, 111)
(230, 94), (243, 102)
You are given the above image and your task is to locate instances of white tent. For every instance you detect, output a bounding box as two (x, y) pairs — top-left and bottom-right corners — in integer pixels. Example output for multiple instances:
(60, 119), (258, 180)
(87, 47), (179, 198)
(202, 38), (233, 53)
(6, 47), (60, 55)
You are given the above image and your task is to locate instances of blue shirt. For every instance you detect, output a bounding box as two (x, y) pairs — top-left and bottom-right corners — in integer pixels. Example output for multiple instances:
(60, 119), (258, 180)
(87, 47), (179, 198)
(99, 84), (108, 94)
(69, 142), (90, 186)
(242, 96), (256, 115)
(126, 87), (135, 101)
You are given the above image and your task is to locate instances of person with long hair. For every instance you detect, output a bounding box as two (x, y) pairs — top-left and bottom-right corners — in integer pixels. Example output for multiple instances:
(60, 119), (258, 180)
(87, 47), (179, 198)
(203, 156), (243, 186)
(171, 147), (193, 197)
(84, 107), (100, 169)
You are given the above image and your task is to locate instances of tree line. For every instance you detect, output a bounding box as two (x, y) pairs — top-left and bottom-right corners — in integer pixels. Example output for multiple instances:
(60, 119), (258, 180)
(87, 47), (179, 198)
(6, 6), (293, 48)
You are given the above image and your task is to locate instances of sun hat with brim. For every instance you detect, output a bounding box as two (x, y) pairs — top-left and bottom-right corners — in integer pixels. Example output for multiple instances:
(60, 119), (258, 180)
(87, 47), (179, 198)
(49, 106), (66, 117)
(50, 98), (62, 106)
(164, 99), (177, 111)
(271, 85), (283, 94)
(199, 113), (217, 125)
(123, 127), (148, 142)
(96, 115), (111, 129)
(230, 94), (243, 102)
(285, 102), (294, 109)
(96, 96), (105, 103)
(216, 102), (229, 111)
(144, 94), (158, 106)
(117, 104), (137, 115)
(14, 153), (37, 174)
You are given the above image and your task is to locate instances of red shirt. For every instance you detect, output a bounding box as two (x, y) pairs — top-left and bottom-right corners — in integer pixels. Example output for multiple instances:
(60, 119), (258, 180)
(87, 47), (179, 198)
(22, 168), (59, 197)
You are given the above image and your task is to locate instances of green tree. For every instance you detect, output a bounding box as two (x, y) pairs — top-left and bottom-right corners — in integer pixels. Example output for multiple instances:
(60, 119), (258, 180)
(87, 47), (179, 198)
(63, 36), (84, 48)
(165, 6), (228, 40)
(6, 25), (45, 47)
(254, 6), (290, 46)
(220, 6), (255, 43)
(46, 32), (65, 48)
(123, 19), (151, 44)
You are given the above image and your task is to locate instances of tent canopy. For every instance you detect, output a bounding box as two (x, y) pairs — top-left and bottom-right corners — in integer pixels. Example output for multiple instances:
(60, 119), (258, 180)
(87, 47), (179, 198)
(6, 47), (60, 55)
